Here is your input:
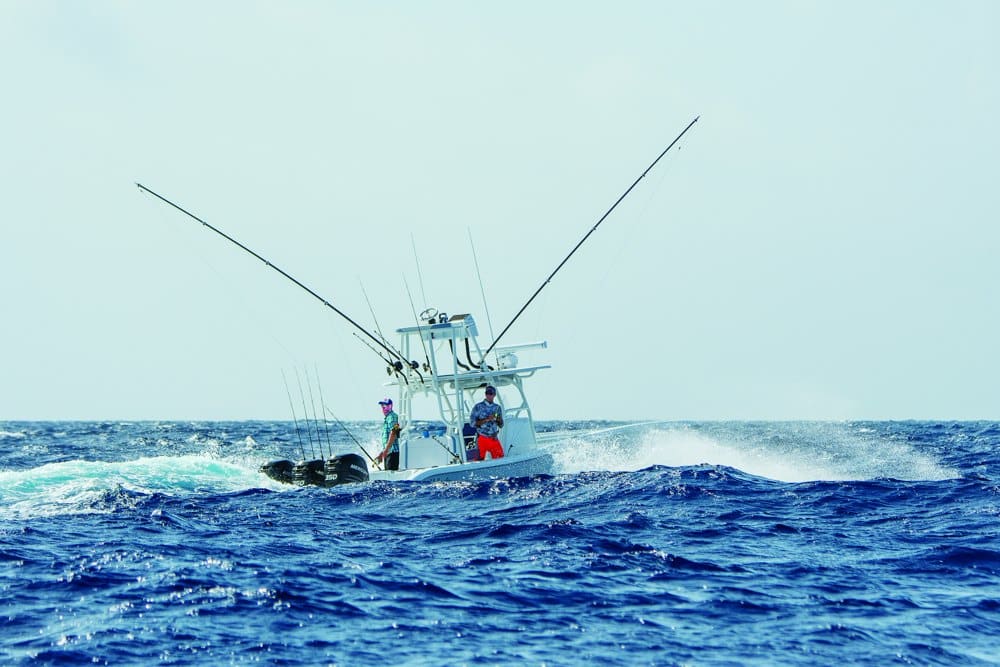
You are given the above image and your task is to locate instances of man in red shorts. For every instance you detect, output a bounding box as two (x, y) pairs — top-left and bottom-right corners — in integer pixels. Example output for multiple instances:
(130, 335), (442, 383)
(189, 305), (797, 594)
(469, 385), (504, 459)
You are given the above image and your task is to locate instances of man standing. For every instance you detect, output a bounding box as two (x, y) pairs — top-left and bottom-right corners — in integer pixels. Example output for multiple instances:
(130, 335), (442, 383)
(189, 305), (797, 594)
(375, 398), (400, 471)
(469, 385), (504, 460)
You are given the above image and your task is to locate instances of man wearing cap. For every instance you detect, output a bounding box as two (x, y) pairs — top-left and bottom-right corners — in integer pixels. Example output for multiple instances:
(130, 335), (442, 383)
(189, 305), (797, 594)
(469, 385), (504, 460)
(375, 398), (400, 471)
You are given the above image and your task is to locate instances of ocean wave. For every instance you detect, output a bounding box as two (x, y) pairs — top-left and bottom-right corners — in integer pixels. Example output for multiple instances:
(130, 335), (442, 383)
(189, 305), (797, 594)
(546, 421), (961, 482)
(2, 420), (997, 665)
(0, 455), (285, 519)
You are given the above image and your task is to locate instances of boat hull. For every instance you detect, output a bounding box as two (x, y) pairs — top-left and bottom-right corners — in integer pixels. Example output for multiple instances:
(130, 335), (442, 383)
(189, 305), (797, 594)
(369, 450), (553, 483)
(261, 450), (551, 487)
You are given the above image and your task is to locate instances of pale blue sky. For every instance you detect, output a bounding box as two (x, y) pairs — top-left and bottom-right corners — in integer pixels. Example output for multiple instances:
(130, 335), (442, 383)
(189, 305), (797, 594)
(1, 2), (997, 421)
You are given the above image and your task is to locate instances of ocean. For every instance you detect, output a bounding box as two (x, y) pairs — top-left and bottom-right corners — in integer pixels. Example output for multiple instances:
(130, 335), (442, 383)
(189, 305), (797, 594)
(1, 420), (998, 665)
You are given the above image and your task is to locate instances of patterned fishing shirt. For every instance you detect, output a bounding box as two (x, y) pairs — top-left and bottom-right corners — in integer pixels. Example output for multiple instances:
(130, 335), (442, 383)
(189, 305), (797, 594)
(382, 411), (400, 454)
(470, 400), (503, 438)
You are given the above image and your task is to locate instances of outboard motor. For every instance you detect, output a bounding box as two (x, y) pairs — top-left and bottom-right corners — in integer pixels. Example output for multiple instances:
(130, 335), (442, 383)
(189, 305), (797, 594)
(260, 459), (295, 484)
(292, 459), (327, 486)
(323, 453), (369, 486)
(261, 455), (368, 487)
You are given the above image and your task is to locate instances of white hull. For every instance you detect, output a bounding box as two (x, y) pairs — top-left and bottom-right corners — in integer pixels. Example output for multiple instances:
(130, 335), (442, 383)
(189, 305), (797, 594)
(369, 450), (553, 483)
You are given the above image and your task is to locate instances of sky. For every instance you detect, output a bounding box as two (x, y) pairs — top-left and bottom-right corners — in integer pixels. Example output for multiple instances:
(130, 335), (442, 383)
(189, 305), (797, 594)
(1, 1), (997, 421)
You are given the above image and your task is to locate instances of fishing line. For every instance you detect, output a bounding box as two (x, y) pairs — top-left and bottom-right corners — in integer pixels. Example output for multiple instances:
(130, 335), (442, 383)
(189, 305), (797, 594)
(136, 183), (406, 367)
(147, 198), (306, 387)
(481, 116), (700, 359)
(538, 420), (669, 442)
(596, 151), (681, 300)
(323, 405), (376, 464)
(325, 318), (366, 421)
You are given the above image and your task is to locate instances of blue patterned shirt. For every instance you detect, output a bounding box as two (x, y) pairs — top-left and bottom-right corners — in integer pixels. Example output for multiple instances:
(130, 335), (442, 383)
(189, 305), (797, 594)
(470, 400), (503, 438)
(381, 411), (400, 453)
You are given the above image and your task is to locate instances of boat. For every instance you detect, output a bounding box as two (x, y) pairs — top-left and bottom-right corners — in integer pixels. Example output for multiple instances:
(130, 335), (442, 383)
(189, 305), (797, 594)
(137, 116), (698, 488)
(370, 309), (553, 482)
(258, 309), (553, 486)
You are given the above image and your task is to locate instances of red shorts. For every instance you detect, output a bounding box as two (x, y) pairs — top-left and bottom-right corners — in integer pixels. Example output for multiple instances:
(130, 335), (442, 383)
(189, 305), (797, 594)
(477, 434), (504, 460)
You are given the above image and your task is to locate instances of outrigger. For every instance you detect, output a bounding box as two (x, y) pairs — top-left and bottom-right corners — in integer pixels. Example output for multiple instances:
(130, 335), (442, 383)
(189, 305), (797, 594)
(138, 115), (698, 487)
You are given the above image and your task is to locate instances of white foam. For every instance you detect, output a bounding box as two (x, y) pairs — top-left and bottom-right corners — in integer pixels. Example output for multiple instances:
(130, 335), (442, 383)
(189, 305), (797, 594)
(0, 455), (285, 520)
(546, 423), (959, 482)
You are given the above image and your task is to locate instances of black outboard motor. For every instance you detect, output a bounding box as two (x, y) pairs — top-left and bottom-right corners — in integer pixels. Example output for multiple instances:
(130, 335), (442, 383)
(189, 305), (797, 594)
(323, 453), (369, 486)
(293, 459), (327, 486)
(260, 459), (295, 484)
(261, 454), (368, 487)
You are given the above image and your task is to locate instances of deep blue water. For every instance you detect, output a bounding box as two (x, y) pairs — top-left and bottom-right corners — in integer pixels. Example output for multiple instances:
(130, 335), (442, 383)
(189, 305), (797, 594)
(2, 421), (999, 665)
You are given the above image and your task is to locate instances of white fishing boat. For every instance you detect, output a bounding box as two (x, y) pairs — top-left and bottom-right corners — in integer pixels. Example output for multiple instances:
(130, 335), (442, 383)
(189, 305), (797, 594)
(367, 309), (552, 482)
(138, 116), (698, 488)
(255, 309), (553, 487)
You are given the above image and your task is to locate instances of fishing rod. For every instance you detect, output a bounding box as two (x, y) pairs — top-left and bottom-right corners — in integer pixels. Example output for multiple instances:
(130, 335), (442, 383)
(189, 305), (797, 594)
(410, 234), (430, 314)
(468, 228), (496, 345)
(353, 332), (411, 385)
(359, 279), (412, 370)
(304, 367), (330, 459)
(426, 434), (461, 464)
(135, 183), (410, 367)
(403, 277), (433, 375)
(323, 405), (377, 465)
(481, 116), (700, 360)
(313, 365), (336, 459)
(380, 329), (425, 383)
(294, 368), (319, 459)
(281, 369), (308, 461)
(360, 281), (427, 384)
(359, 280), (391, 351)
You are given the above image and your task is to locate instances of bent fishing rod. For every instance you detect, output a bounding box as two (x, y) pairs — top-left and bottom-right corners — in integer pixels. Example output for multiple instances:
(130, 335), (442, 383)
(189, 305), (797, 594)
(481, 115), (699, 360)
(136, 183), (407, 367)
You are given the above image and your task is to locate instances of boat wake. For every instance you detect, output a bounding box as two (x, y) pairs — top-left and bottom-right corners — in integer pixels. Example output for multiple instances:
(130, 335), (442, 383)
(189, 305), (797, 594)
(0, 455), (285, 520)
(1, 422), (961, 520)
(546, 421), (959, 482)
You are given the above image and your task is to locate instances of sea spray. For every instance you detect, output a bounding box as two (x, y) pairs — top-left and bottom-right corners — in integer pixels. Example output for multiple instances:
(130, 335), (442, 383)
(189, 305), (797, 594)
(546, 421), (959, 482)
(0, 455), (285, 520)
